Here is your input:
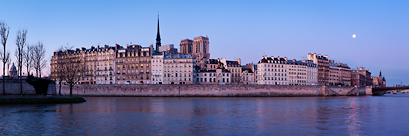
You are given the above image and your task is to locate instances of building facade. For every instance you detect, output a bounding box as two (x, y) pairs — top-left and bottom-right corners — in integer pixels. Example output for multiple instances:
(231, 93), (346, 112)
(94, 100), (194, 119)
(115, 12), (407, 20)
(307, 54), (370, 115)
(195, 69), (231, 84)
(151, 53), (164, 84)
(351, 67), (372, 86)
(94, 45), (116, 84)
(329, 60), (351, 86)
(162, 54), (194, 84)
(115, 44), (153, 84)
(241, 62), (257, 85)
(307, 53), (329, 85)
(300, 60), (318, 85)
(257, 56), (289, 85)
(179, 39), (193, 55)
(220, 58), (242, 84)
(372, 71), (386, 87)
(287, 60), (307, 85)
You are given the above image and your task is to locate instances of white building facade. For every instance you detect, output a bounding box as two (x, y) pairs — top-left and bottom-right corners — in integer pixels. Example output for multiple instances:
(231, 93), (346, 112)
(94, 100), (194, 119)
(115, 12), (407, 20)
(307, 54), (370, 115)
(257, 56), (289, 85)
(151, 53), (164, 84)
(195, 69), (231, 84)
(163, 54), (194, 84)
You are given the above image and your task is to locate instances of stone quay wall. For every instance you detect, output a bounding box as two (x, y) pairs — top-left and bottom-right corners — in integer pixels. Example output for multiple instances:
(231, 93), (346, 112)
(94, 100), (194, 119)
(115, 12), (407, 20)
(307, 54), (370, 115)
(0, 80), (57, 95)
(58, 84), (371, 97)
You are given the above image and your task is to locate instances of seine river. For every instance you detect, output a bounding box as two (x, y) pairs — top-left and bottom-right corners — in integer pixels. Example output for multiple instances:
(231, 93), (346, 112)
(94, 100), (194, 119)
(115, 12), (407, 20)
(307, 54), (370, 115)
(1, 94), (409, 135)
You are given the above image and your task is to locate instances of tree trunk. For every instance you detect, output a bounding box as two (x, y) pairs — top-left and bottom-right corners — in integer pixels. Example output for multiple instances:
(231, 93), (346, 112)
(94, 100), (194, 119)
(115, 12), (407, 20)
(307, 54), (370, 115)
(69, 84), (73, 97)
(20, 70), (22, 89)
(20, 69), (22, 95)
(59, 82), (62, 95)
(20, 78), (22, 95)
(2, 61), (5, 95)
(2, 77), (4, 95)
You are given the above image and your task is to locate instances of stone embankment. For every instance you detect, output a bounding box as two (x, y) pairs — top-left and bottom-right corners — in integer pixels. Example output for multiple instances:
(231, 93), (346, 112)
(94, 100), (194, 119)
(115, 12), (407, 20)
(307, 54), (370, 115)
(0, 80), (56, 95)
(58, 84), (372, 97)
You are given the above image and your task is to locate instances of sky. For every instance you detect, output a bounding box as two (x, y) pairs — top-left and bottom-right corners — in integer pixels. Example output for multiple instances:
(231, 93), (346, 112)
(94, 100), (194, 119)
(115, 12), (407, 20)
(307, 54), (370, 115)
(0, 0), (408, 86)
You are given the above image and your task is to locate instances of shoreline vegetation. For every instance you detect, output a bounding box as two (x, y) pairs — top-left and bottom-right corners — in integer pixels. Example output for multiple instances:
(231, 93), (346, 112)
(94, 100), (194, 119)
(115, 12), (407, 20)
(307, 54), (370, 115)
(0, 95), (86, 104)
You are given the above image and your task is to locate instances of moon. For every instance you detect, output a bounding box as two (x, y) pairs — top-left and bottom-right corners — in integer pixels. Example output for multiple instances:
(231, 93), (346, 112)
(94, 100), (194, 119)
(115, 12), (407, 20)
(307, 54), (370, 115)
(352, 34), (356, 38)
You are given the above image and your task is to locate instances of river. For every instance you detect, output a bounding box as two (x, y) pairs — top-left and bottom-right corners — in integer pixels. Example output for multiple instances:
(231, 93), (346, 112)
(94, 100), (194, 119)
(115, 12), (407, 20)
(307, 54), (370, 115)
(1, 93), (409, 135)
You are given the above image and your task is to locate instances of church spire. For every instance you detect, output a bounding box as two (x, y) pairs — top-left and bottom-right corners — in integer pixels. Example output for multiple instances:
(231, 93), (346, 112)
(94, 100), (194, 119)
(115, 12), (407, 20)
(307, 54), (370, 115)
(155, 12), (161, 53)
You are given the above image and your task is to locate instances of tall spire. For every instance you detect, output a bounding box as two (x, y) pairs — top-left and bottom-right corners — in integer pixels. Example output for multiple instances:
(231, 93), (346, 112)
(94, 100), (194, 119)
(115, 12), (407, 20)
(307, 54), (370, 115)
(155, 12), (161, 53)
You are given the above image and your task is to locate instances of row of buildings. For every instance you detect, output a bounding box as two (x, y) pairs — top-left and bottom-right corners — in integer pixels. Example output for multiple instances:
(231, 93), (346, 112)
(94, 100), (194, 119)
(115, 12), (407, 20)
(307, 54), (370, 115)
(50, 16), (386, 87)
(50, 41), (386, 87)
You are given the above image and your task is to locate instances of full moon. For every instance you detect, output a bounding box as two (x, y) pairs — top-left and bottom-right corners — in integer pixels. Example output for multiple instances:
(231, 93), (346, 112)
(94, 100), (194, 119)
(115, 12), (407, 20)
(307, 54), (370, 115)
(352, 34), (356, 38)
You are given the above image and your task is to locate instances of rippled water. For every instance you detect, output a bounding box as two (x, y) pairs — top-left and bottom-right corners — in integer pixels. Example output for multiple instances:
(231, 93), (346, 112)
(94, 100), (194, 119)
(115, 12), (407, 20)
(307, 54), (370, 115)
(1, 93), (409, 135)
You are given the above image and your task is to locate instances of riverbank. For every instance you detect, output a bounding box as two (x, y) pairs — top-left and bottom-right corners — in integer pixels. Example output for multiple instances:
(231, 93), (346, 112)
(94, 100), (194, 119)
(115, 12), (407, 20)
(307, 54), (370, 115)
(0, 96), (86, 104)
(58, 84), (373, 97)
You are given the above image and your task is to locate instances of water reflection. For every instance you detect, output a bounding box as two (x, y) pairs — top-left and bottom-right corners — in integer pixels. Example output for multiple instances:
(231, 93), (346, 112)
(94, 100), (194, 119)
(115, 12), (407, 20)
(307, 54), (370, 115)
(1, 95), (409, 135)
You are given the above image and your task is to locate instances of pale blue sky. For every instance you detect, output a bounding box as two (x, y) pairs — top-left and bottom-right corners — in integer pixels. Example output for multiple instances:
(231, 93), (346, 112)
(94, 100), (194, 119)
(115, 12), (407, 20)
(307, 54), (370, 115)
(1, 0), (408, 86)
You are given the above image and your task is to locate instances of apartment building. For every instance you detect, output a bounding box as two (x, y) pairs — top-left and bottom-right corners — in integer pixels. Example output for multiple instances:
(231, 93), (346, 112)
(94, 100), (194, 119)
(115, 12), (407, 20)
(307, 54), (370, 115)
(257, 56), (289, 85)
(241, 62), (257, 85)
(151, 53), (164, 84)
(307, 53), (329, 85)
(115, 44), (153, 84)
(162, 54), (194, 84)
(195, 69), (231, 84)
(220, 58), (242, 84)
(287, 60), (307, 85)
(351, 67), (372, 86)
(329, 60), (351, 86)
(301, 60), (318, 85)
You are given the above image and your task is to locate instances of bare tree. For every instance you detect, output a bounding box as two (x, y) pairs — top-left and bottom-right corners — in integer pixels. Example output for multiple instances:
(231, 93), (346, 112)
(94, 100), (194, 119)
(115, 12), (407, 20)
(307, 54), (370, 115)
(5, 52), (11, 73)
(61, 50), (82, 96)
(0, 21), (10, 95)
(53, 45), (71, 95)
(1, 50), (11, 73)
(23, 44), (33, 76)
(0, 50), (11, 94)
(32, 42), (46, 78)
(15, 29), (27, 95)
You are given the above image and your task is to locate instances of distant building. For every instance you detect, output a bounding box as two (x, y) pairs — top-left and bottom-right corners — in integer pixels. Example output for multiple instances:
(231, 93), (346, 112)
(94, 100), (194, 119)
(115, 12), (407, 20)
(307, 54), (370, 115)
(329, 60), (351, 86)
(287, 60), (308, 85)
(241, 62), (257, 85)
(159, 44), (178, 54)
(300, 60), (318, 85)
(220, 58), (242, 84)
(205, 59), (223, 71)
(151, 53), (164, 84)
(95, 45), (116, 84)
(351, 67), (372, 86)
(115, 44), (153, 84)
(257, 56), (289, 85)
(162, 53), (194, 84)
(351, 72), (365, 86)
(179, 39), (193, 55)
(9, 63), (17, 79)
(307, 53), (330, 85)
(372, 71), (386, 87)
(195, 69), (231, 84)
(179, 36), (210, 70)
